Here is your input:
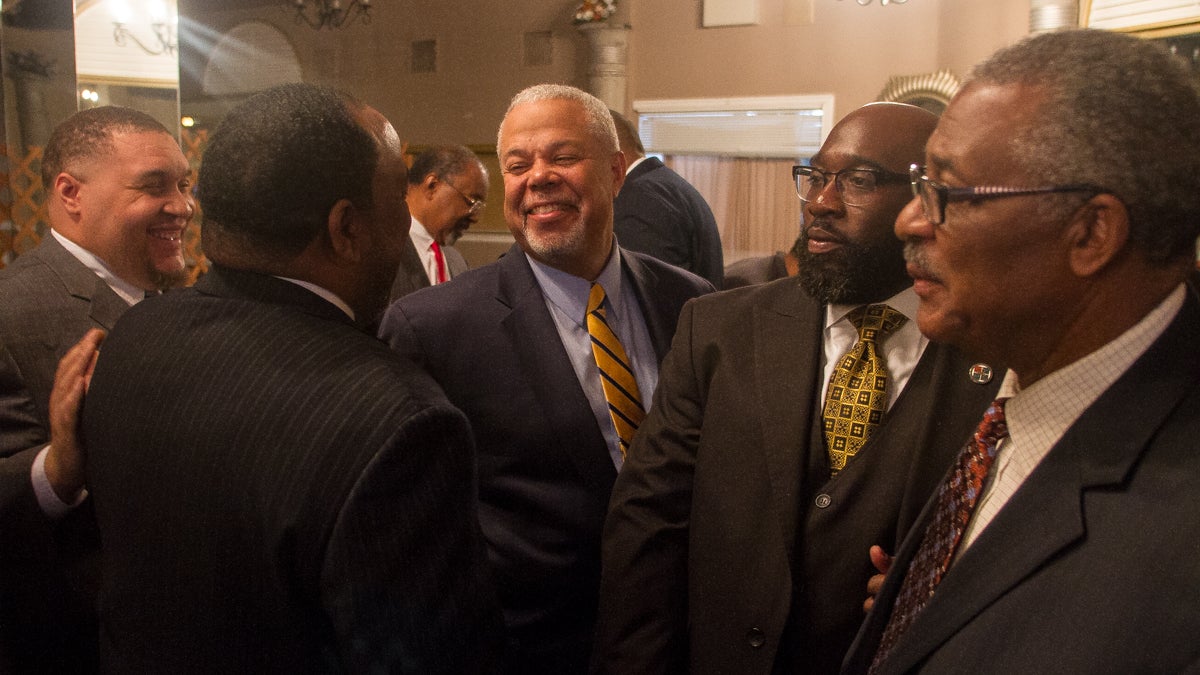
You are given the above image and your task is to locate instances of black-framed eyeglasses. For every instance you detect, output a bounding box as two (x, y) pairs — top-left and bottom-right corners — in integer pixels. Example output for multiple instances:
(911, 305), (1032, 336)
(792, 165), (910, 207)
(908, 163), (1103, 226)
(440, 176), (486, 215)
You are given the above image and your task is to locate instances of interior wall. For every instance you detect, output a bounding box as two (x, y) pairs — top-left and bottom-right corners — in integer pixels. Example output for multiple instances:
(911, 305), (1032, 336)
(627, 0), (1030, 122)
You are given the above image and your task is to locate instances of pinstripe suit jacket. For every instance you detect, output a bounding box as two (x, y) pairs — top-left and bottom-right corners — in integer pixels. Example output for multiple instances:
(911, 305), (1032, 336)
(83, 265), (503, 673)
(379, 244), (713, 673)
(0, 233), (127, 673)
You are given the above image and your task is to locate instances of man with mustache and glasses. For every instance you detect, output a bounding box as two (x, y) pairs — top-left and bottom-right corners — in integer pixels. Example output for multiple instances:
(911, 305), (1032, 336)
(594, 102), (998, 675)
(0, 106), (194, 673)
(379, 84), (712, 673)
(844, 30), (1200, 675)
(389, 144), (486, 300)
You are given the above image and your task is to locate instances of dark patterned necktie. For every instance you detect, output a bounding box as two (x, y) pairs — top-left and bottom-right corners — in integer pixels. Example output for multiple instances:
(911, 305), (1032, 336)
(869, 398), (1010, 673)
(822, 304), (907, 473)
(586, 283), (645, 459)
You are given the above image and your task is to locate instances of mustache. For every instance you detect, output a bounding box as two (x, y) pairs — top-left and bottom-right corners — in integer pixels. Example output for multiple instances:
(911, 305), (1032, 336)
(803, 219), (850, 245)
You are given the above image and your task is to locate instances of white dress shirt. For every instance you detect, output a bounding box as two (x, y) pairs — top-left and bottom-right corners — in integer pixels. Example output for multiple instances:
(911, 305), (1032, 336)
(409, 218), (448, 285)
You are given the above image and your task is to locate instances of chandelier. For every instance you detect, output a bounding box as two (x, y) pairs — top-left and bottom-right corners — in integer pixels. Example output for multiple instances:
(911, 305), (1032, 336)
(838, 0), (907, 5)
(290, 0), (372, 30)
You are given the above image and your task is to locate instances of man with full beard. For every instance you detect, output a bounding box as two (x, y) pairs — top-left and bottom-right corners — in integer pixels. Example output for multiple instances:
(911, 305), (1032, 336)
(593, 102), (999, 675)
(378, 84), (713, 673)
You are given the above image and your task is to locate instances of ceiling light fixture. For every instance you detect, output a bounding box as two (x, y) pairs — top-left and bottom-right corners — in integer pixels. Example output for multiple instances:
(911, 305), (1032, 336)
(290, 0), (372, 30)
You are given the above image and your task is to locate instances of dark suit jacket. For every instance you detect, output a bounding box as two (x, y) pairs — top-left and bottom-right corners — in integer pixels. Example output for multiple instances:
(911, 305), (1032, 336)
(379, 244), (712, 673)
(613, 157), (724, 288)
(83, 265), (503, 673)
(723, 251), (789, 290)
(594, 277), (1000, 675)
(843, 288), (1200, 675)
(389, 230), (470, 301)
(0, 233), (126, 673)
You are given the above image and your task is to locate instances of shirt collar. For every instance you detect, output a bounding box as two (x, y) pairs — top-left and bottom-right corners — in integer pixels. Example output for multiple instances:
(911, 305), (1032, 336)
(52, 229), (144, 306)
(409, 217), (434, 249)
(272, 276), (356, 321)
(625, 156), (649, 176)
(526, 242), (623, 325)
(824, 286), (920, 330)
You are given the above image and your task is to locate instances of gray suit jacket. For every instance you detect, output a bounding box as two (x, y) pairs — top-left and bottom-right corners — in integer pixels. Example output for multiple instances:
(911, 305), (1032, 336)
(380, 244), (713, 673)
(0, 233), (124, 672)
(389, 232), (470, 301)
(595, 277), (1000, 675)
(842, 288), (1200, 674)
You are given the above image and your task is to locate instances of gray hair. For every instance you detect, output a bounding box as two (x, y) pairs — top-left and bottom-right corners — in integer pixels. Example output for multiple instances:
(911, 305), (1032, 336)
(497, 84), (618, 156)
(409, 144), (485, 183)
(968, 29), (1200, 264)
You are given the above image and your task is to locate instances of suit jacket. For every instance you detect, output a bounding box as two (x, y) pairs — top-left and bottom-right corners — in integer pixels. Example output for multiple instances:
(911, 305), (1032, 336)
(594, 277), (1000, 675)
(83, 265), (503, 673)
(389, 230), (470, 301)
(723, 251), (790, 290)
(613, 157), (724, 288)
(379, 244), (712, 673)
(843, 288), (1200, 675)
(0, 233), (126, 673)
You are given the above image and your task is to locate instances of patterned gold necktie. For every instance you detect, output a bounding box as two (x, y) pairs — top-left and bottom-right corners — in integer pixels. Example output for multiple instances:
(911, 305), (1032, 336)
(587, 283), (645, 459)
(822, 304), (907, 473)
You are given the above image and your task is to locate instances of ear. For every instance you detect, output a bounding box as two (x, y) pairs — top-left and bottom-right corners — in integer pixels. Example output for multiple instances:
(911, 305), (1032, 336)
(610, 150), (627, 196)
(54, 173), (84, 217)
(420, 173), (440, 198)
(325, 198), (366, 265)
(1064, 193), (1130, 278)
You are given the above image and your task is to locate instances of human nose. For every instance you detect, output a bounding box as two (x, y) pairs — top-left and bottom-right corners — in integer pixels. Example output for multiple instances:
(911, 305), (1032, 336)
(526, 157), (561, 189)
(894, 195), (932, 241)
(166, 189), (195, 220)
(806, 176), (845, 215)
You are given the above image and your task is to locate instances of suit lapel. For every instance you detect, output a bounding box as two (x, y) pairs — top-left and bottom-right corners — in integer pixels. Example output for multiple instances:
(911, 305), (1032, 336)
(36, 234), (130, 330)
(495, 246), (617, 494)
(620, 251), (676, 359)
(882, 290), (1200, 674)
(752, 280), (823, 560)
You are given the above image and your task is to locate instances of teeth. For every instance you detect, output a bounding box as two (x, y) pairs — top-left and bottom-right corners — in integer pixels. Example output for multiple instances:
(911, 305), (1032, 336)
(528, 204), (562, 215)
(151, 231), (181, 242)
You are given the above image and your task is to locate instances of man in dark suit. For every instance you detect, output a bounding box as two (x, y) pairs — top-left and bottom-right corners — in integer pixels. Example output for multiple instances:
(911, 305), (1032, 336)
(0, 106), (195, 673)
(389, 144), (483, 299)
(610, 110), (724, 288)
(594, 102), (999, 675)
(723, 231), (802, 289)
(83, 83), (502, 673)
(844, 30), (1200, 674)
(379, 84), (712, 673)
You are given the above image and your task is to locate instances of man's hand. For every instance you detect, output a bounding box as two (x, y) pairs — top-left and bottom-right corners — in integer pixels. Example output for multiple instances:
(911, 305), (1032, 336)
(863, 545), (894, 613)
(44, 329), (106, 503)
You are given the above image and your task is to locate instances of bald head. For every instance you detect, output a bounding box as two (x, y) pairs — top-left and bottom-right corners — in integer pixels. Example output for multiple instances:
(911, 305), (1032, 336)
(825, 102), (938, 173)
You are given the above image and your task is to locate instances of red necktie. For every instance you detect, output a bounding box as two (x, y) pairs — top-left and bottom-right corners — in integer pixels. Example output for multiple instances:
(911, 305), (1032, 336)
(430, 241), (447, 284)
(869, 398), (1009, 672)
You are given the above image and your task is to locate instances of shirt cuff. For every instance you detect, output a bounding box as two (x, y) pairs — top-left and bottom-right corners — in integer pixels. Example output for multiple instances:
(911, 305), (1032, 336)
(31, 445), (88, 519)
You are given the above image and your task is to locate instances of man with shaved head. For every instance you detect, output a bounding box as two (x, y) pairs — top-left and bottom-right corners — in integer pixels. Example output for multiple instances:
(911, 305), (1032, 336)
(594, 102), (999, 674)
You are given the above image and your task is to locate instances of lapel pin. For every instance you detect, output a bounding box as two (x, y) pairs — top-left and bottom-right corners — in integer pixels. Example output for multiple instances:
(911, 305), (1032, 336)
(968, 363), (993, 384)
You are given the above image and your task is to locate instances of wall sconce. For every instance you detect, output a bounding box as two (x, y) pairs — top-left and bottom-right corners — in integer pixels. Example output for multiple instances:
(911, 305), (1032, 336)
(291, 0), (373, 30)
(110, 0), (178, 56)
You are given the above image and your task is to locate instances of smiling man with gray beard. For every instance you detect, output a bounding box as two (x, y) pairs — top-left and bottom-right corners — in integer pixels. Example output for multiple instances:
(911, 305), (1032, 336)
(594, 102), (1000, 675)
(378, 84), (712, 673)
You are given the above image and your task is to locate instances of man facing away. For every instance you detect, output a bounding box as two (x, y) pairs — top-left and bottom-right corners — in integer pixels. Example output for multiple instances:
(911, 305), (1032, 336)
(594, 102), (999, 675)
(389, 143), (487, 299)
(610, 109), (724, 288)
(379, 84), (713, 673)
(83, 83), (502, 673)
(0, 106), (194, 673)
(844, 29), (1200, 674)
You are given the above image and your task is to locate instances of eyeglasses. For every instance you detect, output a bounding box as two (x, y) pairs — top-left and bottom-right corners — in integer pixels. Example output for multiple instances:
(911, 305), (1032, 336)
(908, 163), (1103, 226)
(792, 165), (909, 207)
(440, 177), (486, 215)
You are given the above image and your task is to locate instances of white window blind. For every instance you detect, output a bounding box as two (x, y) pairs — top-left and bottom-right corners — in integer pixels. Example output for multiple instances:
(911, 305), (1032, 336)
(1086, 0), (1200, 30)
(633, 95), (835, 159)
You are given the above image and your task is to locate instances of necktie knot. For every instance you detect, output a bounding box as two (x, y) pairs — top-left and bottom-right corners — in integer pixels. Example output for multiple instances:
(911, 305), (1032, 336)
(587, 282), (608, 317)
(849, 304), (907, 343)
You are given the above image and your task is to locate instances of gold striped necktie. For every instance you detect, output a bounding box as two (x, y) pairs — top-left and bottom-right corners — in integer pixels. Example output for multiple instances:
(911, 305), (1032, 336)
(586, 283), (645, 459)
(822, 304), (906, 473)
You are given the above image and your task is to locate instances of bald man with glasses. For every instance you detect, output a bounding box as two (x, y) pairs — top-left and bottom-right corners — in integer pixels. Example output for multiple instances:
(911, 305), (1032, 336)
(595, 102), (1000, 675)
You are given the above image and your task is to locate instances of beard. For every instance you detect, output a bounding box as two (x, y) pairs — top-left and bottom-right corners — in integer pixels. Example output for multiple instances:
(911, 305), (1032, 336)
(519, 215), (590, 269)
(796, 226), (909, 305)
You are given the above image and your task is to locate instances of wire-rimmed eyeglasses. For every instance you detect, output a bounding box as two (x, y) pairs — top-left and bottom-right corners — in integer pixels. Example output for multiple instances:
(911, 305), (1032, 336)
(792, 165), (910, 207)
(440, 177), (486, 215)
(908, 163), (1103, 226)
